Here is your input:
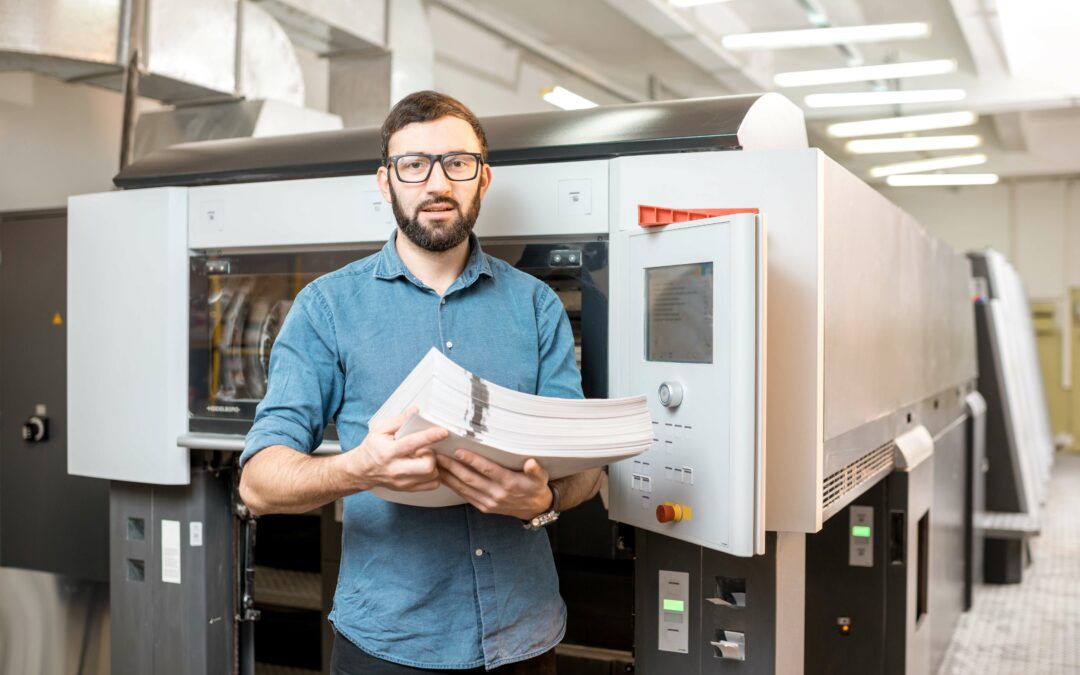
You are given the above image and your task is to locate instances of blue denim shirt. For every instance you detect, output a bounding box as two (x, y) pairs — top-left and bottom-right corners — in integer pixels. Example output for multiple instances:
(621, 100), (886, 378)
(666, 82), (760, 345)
(242, 231), (583, 670)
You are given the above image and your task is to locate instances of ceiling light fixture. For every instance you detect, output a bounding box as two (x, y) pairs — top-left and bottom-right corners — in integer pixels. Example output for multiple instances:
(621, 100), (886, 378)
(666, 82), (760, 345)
(806, 89), (966, 108)
(846, 135), (982, 154)
(722, 22), (930, 51)
(869, 153), (988, 177)
(541, 86), (598, 111)
(886, 173), (1000, 186)
(669, 0), (731, 6)
(827, 111), (978, 138)
(775, 59), (957, 87)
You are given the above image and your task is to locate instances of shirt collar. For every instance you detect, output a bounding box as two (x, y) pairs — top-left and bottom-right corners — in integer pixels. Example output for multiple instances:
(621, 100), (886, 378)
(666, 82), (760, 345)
(373, 230), (493, 290)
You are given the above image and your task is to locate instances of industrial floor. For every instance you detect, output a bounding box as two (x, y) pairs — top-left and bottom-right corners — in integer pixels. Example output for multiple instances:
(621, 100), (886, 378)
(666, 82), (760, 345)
(938, 452), (1080, 675)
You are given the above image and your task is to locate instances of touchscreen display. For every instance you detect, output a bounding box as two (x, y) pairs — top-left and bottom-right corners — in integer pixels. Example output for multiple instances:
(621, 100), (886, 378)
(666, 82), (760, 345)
(646, 262), (713, 363)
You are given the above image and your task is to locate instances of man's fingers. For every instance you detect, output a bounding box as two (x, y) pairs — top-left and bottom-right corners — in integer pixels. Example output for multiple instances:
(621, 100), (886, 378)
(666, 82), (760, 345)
(439, 471), (490, 510)
(436, 454), (492, 490)
(397, 455), (439, 480)
(523, 458), (548, 482)
(392, 427), (449, 456)
(452, 449), (509, 480)
(371, 406), (420, 435)
(403, 478), (441, 492)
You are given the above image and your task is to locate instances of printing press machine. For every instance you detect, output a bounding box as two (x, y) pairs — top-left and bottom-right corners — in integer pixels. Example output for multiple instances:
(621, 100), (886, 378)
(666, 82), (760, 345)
(57, 93), (985, 675)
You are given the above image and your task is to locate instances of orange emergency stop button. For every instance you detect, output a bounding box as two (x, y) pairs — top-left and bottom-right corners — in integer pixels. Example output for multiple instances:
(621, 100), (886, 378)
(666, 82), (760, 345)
(656, 502), (691, 523)
(656, 504), (677, 523)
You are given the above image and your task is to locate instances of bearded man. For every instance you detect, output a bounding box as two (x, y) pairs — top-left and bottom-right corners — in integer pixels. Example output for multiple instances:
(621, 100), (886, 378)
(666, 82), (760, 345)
(239, 90), (601, 674)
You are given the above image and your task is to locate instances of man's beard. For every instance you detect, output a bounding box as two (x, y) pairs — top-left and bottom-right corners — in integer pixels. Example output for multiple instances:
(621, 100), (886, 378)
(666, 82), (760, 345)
(390, 182), (481, 253)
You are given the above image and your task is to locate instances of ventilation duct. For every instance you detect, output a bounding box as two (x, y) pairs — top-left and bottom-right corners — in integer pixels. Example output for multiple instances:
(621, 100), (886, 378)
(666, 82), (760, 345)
(0, 0), (383, 104)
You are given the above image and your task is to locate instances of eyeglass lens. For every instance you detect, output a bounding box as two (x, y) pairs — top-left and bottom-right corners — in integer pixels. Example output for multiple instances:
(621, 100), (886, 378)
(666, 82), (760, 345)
(394, 154), (479, 182)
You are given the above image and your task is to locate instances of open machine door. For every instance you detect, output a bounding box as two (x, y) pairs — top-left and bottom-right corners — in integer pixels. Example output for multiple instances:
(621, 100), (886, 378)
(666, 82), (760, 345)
(610, 213), (766, 557)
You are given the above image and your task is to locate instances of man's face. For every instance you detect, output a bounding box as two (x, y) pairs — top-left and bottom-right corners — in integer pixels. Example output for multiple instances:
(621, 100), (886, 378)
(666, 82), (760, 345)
(377, 116), (492, 252)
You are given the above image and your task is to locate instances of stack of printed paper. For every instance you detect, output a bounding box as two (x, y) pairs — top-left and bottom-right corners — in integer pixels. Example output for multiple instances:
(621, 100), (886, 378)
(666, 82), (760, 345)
(369, 348), (653, 507)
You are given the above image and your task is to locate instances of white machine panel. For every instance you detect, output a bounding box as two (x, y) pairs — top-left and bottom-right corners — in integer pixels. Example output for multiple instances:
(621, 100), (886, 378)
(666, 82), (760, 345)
(474, 160), (608, 238)
(188, 175), (391, 250)
(610, 214), (765, 556)
(68, 188), (191, 484)
(188, 160), (609, 251)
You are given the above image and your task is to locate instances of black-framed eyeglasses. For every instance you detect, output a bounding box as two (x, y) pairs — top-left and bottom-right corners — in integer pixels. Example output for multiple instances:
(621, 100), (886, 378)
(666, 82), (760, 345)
(388, 152), (484, 183)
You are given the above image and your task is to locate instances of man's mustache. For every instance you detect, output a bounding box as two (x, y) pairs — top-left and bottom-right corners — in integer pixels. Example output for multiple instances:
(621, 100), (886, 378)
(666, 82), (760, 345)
(415, 197), (460, 212)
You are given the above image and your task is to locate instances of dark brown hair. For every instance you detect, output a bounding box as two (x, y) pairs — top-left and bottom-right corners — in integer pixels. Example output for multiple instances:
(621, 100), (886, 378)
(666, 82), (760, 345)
(380, 90), (488, 165)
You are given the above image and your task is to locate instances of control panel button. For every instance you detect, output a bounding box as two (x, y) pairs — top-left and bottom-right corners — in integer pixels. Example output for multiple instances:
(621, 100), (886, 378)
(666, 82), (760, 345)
(656, 502), (692, 523)
(658, 382), (684, 408)
(656, 504), (676, 523)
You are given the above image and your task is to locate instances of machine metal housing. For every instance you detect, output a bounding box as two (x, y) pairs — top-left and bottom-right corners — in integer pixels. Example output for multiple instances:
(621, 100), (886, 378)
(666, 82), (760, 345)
(61, 94), (982, 674)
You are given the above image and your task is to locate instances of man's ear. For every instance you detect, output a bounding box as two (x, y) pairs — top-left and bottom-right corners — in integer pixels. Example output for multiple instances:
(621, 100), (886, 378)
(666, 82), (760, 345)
(376, 165), (392, 202)
(478, 163), (492, 199)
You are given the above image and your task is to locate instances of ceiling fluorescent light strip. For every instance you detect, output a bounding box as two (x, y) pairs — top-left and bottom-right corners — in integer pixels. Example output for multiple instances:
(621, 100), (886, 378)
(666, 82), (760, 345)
(670, 0), (730, 6)
(828, 111), (978, 138)
(723, 22), (930, 51)
(886, 173), (999, 186)
(806, 89), (966, 108)
(846, 135), (982, 154)
(541, 86), (598, 111)
(869, 153), (988, 177)
(775, 59), (956, 87)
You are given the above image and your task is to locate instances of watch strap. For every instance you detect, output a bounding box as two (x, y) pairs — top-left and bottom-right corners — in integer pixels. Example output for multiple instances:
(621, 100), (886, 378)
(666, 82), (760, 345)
(522, 484), (561, 530)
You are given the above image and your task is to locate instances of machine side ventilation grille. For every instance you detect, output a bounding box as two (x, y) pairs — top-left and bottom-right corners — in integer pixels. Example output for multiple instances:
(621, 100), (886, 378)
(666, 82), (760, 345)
(821, 442), (896, 512)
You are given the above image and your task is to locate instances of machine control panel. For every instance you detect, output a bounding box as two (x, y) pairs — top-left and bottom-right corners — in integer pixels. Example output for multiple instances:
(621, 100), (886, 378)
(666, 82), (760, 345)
(658, 570), (690, 653)
(610, 214), (766, 556)
(849, 506), (874, 567)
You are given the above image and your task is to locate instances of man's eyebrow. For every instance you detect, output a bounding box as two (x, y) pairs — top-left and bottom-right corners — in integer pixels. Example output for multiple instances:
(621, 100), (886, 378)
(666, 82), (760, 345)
(394, 148), (474, 155)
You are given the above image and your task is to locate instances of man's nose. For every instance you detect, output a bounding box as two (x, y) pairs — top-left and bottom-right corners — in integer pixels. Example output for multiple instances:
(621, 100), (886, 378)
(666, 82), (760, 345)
(425, 161), (452, 193)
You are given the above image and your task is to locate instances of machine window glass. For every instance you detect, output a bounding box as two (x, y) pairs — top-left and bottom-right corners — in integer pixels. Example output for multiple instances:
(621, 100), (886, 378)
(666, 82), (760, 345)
(189, 249), (370, 433)
(188, 241), (609, 434)
(646, 262), (714, 364)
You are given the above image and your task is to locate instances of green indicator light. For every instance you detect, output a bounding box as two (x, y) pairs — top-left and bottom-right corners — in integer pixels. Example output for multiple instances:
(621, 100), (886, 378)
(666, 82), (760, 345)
(663, 599), (685, 613)
(852, 525), (872, 538)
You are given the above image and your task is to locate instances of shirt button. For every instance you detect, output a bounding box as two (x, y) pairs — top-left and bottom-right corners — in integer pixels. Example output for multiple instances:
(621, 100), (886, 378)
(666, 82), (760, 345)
(441, 298), (446, 305)
(446, 340), (453, 350)
(474, 548), (484, 557)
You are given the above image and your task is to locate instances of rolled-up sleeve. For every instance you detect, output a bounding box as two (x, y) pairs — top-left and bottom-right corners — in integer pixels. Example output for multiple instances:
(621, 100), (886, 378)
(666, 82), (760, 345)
(241, 284), (344, 466)
(534, 285), (584, 400)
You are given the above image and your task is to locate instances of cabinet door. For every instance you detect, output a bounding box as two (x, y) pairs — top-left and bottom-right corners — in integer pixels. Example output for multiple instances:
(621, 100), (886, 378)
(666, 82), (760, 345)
(68, 188), (190, 484)
(1, 210), (108, 580)
(610, 213), (765, 557)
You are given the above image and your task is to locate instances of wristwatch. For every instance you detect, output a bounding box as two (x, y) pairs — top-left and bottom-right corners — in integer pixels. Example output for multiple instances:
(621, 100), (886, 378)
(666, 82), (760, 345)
(522, 484), (561, 530)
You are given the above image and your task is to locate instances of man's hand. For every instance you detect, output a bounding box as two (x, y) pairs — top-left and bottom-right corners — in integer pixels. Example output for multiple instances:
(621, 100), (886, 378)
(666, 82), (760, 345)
(344, 407), (447, 493)
(436, 450), (552, 520)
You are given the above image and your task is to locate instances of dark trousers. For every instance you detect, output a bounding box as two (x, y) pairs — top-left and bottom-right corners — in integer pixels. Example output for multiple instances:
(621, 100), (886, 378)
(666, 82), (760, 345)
(330, 631), (557, 674)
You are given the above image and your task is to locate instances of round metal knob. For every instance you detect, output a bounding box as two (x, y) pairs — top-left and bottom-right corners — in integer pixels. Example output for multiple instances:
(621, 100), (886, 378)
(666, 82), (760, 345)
(658, 382), (684, 408)
(21, 416), (48, 443)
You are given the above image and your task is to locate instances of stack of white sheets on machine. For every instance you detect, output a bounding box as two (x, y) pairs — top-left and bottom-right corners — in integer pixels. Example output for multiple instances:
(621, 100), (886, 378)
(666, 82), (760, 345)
(369, 348), (654, 507)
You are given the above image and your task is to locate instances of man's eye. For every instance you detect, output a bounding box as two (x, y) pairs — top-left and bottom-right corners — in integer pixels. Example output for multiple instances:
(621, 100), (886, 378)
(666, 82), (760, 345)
(404, 160), (426, 170)
(448, 159), (467, 169)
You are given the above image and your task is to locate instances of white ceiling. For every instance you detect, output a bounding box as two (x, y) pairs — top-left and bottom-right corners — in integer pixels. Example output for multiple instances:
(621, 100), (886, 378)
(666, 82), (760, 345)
(447, 0), (1080, 182)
